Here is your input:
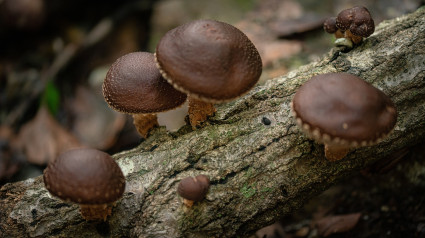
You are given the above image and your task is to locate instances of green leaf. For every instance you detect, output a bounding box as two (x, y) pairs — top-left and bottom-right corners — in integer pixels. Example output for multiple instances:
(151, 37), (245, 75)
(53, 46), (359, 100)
(41, 81), (60, 115)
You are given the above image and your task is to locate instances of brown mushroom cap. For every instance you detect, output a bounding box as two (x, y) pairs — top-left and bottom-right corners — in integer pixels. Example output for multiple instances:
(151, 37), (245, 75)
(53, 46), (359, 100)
(43, 148), (125, 205)
(155, 19), (262, 103)
(291, 72), (397, 146)
(177, 175), (210, 202)
(323, 17), (338, 34)
(335, 6), (375, 37)
(102, 52), (187, 114)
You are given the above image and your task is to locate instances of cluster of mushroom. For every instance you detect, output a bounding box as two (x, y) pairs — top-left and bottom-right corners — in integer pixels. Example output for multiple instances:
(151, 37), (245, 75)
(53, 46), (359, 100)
(43, 19), (261, 221)
(43, 151), (211, 221)
(302, 7), (394, 160)
(291, 72), (397, 161)
(102, 19), (262, 138)
(43, 148), (125, 221)
(323, 6), (375, 48)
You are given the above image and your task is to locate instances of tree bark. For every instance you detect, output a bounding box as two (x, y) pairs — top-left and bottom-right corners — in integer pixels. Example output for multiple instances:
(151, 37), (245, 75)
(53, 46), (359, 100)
(1, 7), (424, 238)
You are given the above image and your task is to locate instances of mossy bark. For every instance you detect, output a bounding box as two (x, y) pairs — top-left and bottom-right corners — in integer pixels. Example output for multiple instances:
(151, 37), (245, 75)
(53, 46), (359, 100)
(1, 7), (424, 238)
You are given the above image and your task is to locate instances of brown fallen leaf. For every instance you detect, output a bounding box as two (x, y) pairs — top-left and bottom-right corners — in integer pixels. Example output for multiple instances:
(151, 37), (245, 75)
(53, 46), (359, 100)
(67, 86), (125, 150)
(236, 20), (303, 68)
(260, 40), (303, 67)
(268, 14), (326, 38)
(314, 212), (362, 237)
(12, 106), (82, 165)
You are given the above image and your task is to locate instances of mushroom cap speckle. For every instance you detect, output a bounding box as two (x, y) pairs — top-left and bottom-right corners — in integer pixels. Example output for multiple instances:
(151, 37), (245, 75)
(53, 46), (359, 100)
(177, 175), (210, 202)
(336, 6), (375, 37)
(103, 52), (187, 114)
(155, 19), (262, 103)
(43, 148), (125, 205)
(291, 72), (397, 146)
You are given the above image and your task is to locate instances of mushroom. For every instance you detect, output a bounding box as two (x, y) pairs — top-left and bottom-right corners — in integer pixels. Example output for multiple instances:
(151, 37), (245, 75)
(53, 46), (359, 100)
(102, 52), (187, 138)
(323, 17), (344, 39)
(335, 6), (375, 45)
(291, 72), (397, 161)
(177, 174), (210, 207)
(155, 19), (262, 129)
(43, 148), (126, 221)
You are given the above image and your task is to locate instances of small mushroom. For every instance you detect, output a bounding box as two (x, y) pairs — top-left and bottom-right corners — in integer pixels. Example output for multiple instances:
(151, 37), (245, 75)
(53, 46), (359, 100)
(155, 19), (262, 129)
(323, 17), (344, 39)
(177, 174), (210, 207)
(102, 52), (187, 138)
(291, 72), (397, 161)
(43, 148), (126, 221)
(335, 6), (375, 45)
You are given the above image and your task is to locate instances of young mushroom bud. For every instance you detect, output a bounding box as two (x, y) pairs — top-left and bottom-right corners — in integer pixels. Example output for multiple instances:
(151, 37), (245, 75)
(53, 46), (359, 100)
(291, 72), (397, 161)
(323, 17), (344, 39)
(177, 174), (210, 208)
(336, 6), (375, 45)
(43, 148), (126, 221)
(102, 52), (187, 138)
(155, 19), (262, 129)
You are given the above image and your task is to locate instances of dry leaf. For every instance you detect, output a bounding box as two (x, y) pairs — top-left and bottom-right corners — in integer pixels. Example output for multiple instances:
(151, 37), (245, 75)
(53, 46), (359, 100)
(13, 106), (82, 165)
(314, 212), (362, 237)
(260, 40), (303, 66)
(67, 86), (125, 150)
(269, 14), (326, 38)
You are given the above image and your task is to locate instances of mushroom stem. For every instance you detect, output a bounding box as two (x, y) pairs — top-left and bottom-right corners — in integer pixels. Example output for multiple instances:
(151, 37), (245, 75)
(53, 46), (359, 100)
(132, 114), (159, 138)
(335, 29), (344, 38)
(324, 144), (350, 161)
(79, 204), (112, 221)
(182, 198), (195, 208)
(344, 30), (363, 44)
(188, 97), (216, 129)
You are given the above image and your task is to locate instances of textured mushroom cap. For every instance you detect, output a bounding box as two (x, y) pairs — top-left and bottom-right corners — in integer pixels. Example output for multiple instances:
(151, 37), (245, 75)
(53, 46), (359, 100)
(336, 6), (375, 37)
(177, 175), (210, 201)
(323, 17), (338, 34)
(292, 73), (397, 146)
(156, 19), (262, 102)
(103, 52), (187, 114)
(43, 148), (125, 205)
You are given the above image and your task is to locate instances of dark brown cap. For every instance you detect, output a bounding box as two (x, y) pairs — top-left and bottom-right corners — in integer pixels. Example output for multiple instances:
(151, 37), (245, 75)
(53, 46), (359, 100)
(323, 17), (338, 34)
(43, 148), (125, 205)
(103, 52), (187, 114)
(177, 174), (210, 202)
(291, 72), (397, 147)
(335, 6), (375, 37)
(155, 19), (262, 103)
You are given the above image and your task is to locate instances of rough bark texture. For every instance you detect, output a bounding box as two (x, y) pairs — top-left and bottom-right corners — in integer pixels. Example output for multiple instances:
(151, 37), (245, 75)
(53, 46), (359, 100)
(1, 7), (424, 238)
